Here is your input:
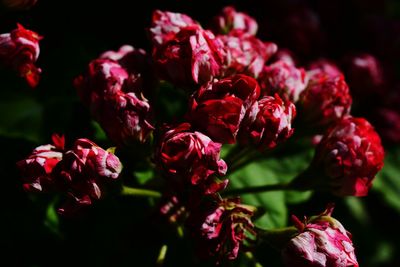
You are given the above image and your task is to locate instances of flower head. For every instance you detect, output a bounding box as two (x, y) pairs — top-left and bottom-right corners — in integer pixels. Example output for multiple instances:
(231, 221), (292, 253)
(55, 138), (122, 213)
(149, 10), (199, 47)
(259, 60), (307, 102)
(298, 75), (352, 132)
(0, 24), (42, 87)
(156, 123), (227, 194)
(187, 197), (256, 262)
(211, 6), (258, 36)
(312, 116), (384, 196)
(153, 26), (227, 86)
(17, 134), (64, 192)
(219, 32), (277, 78)
(239, 94), (296, 149)
(188, 74), (260, 143)
(283, 205), (358, 267)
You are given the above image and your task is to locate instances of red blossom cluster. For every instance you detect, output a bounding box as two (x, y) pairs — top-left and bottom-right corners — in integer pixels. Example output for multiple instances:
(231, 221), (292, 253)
(14, 5), (387, 266)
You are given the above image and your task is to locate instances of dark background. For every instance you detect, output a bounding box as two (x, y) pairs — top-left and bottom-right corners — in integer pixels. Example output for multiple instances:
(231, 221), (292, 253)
(1, 0), (400, 266)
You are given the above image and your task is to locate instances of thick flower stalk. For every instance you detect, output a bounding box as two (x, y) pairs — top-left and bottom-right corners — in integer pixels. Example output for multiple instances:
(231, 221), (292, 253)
(282, 205), (358, 267)
(0, 24), (42, 87)
(188, 74), (260, 144)
(239, 94), (296, 149)
(187, 197), (256, 262)
(156, 123), (228, 194)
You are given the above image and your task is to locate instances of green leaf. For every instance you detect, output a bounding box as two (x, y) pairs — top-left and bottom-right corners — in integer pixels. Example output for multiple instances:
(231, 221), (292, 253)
(372, 147), (400, 212)
(134, 168), (155, 185)
(227, 149), (313, 228)
(44, 200), (60, 236)
(92, 120), (107, 141)
(0, 93), (43, 143)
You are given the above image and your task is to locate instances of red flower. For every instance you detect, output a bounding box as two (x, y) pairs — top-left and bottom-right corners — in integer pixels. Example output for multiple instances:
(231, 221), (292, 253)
(307, 59), (343, 80)
(100, 45), (156, 94)
(239, 94), (296, 149)
(55, 138), (122, 213)
(157, 123), (227, 194)
(0, 24), (42, 87)
(298, 75), (352, 132)
(342, 53), (384, 97)
(187, 197), (256, 262)
(219, 32), (277, 78)
(259, 60), (307, 102)
(149, 10), (199, 47)
(17, 134), (64, 192)
(188, 74), (260, 144)
(75, 56), (155, 145)
(312, 116), (384, 196)
(75, 59), (129, 105)
(153, 26), (227, 86)
(283, 205), (358, 267)
(211, 6), (258, 36)
(93, 92), (155, 145)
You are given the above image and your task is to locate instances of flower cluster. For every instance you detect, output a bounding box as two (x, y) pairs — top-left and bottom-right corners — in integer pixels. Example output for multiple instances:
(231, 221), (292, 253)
(15, 5), (387, 266)
(17, 135), (122, 214)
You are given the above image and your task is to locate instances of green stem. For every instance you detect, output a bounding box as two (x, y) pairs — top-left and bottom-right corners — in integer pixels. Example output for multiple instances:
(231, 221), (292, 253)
(225, 145), (252, 167)
(224, 169), (314, 196)
(121, 185), (162, 198)
(156, 244), (168, 267)
(244, 252), (264, 267)
(228, 149), (262, 174)
(223, 182), (292, 196)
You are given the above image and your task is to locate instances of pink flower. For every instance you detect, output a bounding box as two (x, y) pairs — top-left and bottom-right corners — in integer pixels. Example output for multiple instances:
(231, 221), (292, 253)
(271, 49), (297, 66)
(298, 75), (352, 132)
(239, 94), (296, 149)
(211, 6), (258, 36)
(342, 54), (384, 97)
(55, 138), (122, 213)
(93, 92), (155, 145)
(149, 10), (199, 47)
(259, 60), (307, 102)
(371, 108), (400, 144)
(307, 59), (343, 80)
(153, 26), (227, 86)
(17, 134), (64, 192)
(187, 197), (256, 262)
(283, 205), (358, 267)
(219, 32), (277, 78)
(156, 123), (227, 194)
(0, 24), (42, 87)
(75, 56), (155, 144)
(74, 59), (129, 105)
(100, 45), (155, 94)
(188, 74), (261, 144)
(311, 116), (384, 196)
